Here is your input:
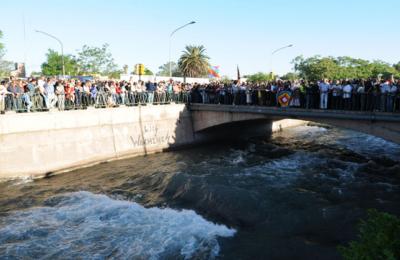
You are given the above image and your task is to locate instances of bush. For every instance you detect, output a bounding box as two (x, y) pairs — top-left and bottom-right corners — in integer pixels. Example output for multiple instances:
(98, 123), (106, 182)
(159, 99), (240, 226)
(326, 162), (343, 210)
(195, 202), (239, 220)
(338, 209), (400, 260)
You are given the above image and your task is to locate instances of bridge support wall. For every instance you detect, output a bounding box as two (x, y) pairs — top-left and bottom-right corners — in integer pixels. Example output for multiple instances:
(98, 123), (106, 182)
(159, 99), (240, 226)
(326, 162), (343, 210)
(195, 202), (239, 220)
(0, 105), (195, 179)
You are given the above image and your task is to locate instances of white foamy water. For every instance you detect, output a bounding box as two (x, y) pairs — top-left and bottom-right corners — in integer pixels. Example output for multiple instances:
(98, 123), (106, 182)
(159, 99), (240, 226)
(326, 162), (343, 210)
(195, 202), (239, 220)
(0, 191), (235, 259)
(335, 130), (400, 161)
(229, 149), (248, 165)
(238, 152), (316, 187)
(238, 149), (359, 188)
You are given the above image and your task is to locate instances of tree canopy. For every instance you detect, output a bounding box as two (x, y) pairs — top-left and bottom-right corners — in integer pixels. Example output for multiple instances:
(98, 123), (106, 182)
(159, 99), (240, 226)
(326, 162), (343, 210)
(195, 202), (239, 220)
(292, 55), (400, 81)
(0, 30), (13, 78)
(0, 30), (4, 57)
(394, 62), (400, 72)
(157, 61), (182, 77)
(178, 45), (210, 78)
(77, 43), (118, 76)
(144, 68), (153, 75)
(246, 72), (274, 83)
(41, 49), (79, 76)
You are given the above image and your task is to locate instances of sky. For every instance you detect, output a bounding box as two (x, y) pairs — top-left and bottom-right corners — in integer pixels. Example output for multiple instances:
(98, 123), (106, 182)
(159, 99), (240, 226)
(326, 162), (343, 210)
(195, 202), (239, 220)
(1, 0), (399, 78)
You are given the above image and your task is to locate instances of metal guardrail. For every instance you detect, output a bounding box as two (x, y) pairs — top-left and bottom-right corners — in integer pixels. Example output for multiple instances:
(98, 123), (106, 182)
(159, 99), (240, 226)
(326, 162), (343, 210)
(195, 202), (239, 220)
(188, 89), (400, 113)
(189, 103), (400, 123)
(2, 88), (398, 114)
(0, 91), (190, 114)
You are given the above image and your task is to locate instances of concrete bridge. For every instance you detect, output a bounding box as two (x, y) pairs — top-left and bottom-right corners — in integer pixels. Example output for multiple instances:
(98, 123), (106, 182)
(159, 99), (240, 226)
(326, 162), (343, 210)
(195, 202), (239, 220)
(190, 104), (400, 144)
(1, 103), (399, 179)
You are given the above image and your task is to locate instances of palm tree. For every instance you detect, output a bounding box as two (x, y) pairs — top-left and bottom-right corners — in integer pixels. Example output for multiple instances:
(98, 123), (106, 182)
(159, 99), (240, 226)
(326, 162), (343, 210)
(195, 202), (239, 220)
(178, 45), (210, 78)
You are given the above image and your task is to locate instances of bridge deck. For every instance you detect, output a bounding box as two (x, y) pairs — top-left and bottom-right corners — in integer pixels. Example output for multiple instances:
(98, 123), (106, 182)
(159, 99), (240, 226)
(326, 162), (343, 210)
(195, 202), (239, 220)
(189, 104), (400, 122)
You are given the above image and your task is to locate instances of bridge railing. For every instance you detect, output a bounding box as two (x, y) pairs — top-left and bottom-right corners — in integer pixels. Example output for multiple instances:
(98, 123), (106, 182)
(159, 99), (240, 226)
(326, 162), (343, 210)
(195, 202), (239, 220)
(0, 91), (190, 114)
(189, 89), (400, 113)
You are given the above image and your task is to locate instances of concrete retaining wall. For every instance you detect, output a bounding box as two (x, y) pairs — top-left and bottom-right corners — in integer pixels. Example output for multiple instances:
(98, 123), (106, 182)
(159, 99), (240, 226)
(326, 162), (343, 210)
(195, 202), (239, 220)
(0, 105), (194, 179)
(0, 105), (307, 179)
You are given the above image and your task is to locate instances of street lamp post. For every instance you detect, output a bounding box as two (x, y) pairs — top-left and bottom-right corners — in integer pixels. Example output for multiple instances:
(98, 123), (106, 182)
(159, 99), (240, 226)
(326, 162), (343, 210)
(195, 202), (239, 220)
(271, 44), (293, 55)
(35, 30), (65, 78)
(169, 21), (196, 78)
(270, 44), (294, 75)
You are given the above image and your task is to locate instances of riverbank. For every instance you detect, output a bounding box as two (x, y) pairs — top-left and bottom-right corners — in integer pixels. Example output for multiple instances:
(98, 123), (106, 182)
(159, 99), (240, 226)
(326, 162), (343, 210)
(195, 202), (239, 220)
(0, 104), (307, 179)
(1, 124), (399, 259)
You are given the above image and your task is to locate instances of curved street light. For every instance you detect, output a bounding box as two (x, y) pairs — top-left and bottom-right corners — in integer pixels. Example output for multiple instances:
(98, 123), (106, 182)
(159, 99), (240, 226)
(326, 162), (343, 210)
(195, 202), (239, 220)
(271, 44), (293, 55)
(35, 30), (65, 77)
(270, 44), (294, 75)
(169, 21), (196, 78)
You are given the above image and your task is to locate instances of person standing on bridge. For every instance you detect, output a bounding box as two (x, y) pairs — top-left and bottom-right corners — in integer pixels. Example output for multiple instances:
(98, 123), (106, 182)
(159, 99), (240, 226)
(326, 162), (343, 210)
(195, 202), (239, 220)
(357, 81), (366, 111)
(304, 81), (313, 109)
(146, 81), (156, 104)
(380, 80), (390, 112)
(330, 80), (342, 110)
(387, 81), (397, 112)
(55, 81), (65, 111)
(232, 81), (239, 105)
(318, 79), (330, 109)
(0, 80), (10, 114)
(290, 81), (301, 107)
(342, 81), (353, 110)
(395, 81), (400, 112)
(245, 83), (252, 105)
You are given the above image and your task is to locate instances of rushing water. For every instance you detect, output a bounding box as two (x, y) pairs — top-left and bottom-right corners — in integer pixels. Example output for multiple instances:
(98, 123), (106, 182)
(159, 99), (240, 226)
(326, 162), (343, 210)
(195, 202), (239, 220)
(0, 124), (399, 259)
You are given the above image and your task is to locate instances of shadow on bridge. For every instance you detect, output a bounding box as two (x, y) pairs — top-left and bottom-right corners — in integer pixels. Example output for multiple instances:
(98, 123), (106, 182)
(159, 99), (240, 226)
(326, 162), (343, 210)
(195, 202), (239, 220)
(189, 104), (400, 144)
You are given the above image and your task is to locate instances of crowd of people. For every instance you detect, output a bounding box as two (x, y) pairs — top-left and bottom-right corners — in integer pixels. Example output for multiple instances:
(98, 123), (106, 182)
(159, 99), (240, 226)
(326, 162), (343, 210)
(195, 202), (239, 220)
(0, 77), (190, 113)
(1, 76), (400, 114)
(190, 78), (400, 112)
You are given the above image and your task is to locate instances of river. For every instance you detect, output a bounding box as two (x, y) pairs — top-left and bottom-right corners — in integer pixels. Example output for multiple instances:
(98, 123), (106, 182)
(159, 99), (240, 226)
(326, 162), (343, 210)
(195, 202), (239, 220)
(0, 124), (399, 259)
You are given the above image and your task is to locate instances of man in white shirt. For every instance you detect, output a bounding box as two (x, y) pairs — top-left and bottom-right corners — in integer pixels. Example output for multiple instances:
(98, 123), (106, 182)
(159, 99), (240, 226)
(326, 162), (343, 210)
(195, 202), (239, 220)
(342, 82), (353, 110)
(318, 79), (330, 109)
(380, 81), (390, 111)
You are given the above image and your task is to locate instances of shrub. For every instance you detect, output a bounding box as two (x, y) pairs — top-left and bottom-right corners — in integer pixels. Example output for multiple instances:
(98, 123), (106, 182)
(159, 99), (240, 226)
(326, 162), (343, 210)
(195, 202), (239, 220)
(338, 209), (400, 260)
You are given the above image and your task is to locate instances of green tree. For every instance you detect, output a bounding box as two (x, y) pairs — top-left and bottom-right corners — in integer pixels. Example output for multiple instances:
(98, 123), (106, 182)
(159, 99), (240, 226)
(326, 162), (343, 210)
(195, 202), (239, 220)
(30, 71), (42, 77)
(0, 30), (4, 57)
(144, 68), (153, 75)
(157, 61), (182, 77)
(123, 64), (129, 74)
(0, 30), (13, 78)
(77, 43), (117, 76)
(178, 45), (210, 78)
(292, 55), (340, 81)
(293, 55), (400, 81)
(338, 209), (400, 260)
(246, 72), (274, 83)
(108, 69), (122, 79)
(394, 62), (400, 72)
(0, 60), (13, 78)
(281, 72), (299, 81)
(41, 49), (79, 76)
